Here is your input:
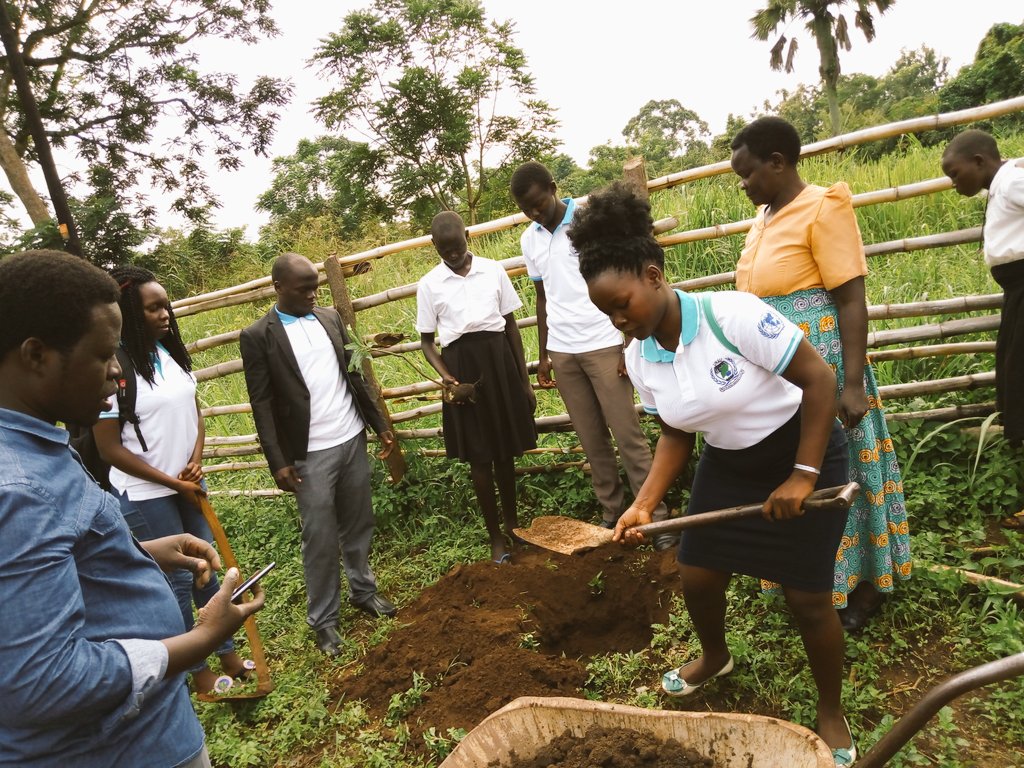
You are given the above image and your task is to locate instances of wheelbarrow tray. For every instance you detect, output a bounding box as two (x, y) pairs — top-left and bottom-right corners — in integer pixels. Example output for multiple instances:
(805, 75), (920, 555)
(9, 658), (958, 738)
(439, 696), (833, 768)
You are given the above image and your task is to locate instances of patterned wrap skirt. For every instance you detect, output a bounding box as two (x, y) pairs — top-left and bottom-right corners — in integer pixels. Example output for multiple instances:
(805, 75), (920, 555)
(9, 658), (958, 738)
(761, 288), (912, 607)
(439, 330), (537, 463)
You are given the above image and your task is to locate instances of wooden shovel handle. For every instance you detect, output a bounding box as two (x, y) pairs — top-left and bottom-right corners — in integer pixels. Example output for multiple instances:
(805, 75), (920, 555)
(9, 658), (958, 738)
(633, 482), (860, 537)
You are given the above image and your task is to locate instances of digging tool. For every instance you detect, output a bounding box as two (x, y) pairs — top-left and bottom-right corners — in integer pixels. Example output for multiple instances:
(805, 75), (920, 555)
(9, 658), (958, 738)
(513, 482), (860, 556)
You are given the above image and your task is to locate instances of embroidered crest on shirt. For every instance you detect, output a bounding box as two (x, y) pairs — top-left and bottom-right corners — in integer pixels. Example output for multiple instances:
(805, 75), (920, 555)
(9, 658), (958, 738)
(710, 357), (743, 391)
(757, 311), (784, 339)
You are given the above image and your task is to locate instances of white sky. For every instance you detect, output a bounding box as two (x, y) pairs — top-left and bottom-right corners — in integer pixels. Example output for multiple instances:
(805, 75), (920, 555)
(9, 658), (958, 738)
(40, 0), (1024, 234)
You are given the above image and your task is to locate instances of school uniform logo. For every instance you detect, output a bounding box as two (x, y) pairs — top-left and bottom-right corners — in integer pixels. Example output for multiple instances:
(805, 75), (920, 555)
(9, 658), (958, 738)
(710, 357), (743, 391)
(757, 311), (784, 339)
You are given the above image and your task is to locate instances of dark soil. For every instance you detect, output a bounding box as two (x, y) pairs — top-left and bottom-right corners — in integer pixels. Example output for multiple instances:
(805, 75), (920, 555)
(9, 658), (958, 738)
(489, 725), (720, 768)
(333, 544), (679, 747)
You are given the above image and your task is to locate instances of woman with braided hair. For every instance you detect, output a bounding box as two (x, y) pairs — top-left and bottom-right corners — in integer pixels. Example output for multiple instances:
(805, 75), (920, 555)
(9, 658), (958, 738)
(93, 265), (249, 694)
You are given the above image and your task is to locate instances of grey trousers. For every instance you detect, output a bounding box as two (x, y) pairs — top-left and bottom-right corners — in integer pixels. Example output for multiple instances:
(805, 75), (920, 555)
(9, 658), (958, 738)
(294, 431), (378, 630)
(179, 746), (212, 768)
(549, 345), (668, 524)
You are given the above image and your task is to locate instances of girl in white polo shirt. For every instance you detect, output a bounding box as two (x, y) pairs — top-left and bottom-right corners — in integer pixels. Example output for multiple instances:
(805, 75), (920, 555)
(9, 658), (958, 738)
(94, 265), (248, 694)
(416, 212), (537, 564)
(569, 184), (856, 766)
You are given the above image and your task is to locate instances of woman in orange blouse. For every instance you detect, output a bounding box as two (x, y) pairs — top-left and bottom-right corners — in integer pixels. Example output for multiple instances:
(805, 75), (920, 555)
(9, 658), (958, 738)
(729, 117), (911, 631)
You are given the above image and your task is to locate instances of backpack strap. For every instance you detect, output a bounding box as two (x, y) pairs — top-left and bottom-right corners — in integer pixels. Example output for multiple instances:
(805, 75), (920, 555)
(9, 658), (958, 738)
(114, 347), (148, 453)
(698, 294), (740, 356)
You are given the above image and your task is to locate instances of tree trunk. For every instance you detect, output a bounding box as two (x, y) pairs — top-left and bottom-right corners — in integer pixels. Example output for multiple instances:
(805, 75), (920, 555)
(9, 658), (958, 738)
(0, 129), (50, 224)
(811, 13), (843, 136)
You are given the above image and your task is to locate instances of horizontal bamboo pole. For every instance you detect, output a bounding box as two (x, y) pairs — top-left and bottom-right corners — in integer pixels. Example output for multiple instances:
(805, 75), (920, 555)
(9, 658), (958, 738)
(205, 433), (259, 446)
(870, 341), (995, 362)
(868, 315), (999, 347)
(187, 329), (242, 354)
(926, 563), (1024, 605)
(201, 403), (252, 418)
(867, 292), (999, 321)
(884, 401), (994, 423)
(417, 445), (584, 458)
(202, 445), (262, 459)
(657, 177), (953, 247)
(194, 359), (244, 382)
(877, 371), (994, 400)
(516, 460), (589, 476)
(203, 460), (269, 474)
(647, 95), (1024, 191)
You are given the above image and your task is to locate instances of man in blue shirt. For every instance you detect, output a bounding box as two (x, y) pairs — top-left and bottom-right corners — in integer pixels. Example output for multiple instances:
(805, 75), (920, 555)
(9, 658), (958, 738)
(0, 250), (264, 767)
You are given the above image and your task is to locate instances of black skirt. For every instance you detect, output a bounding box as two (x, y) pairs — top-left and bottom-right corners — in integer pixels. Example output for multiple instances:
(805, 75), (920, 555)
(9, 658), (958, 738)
(440, 331), (537, 463)
(992, 259), (1024, 446)
(677, 411), (849, 592)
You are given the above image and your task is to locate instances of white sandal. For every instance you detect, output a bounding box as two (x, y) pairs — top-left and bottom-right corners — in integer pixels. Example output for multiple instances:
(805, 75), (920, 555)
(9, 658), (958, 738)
(661, 655), (734, 697)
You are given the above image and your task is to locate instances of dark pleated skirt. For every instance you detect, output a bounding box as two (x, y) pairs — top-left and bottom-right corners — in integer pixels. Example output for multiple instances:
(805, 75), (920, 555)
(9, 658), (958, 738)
(678, 411), (850, 592)
(440, 331), (537, 463)
(992, 260), (1024, 446)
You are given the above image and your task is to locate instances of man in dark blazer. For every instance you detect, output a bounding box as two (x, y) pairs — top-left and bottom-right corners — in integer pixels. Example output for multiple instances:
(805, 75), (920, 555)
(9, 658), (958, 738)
(240, 252), (396, 657)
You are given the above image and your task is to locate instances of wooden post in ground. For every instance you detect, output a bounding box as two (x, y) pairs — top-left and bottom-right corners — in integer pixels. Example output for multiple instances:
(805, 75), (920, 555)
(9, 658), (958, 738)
(324, 254), (407, 482)
(622, 156), (649, 201)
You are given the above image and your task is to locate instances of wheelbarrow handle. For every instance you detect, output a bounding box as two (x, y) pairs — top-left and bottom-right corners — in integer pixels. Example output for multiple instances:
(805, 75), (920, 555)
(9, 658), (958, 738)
(633, 482), (860, 537)
(857, 651), (1024, 768)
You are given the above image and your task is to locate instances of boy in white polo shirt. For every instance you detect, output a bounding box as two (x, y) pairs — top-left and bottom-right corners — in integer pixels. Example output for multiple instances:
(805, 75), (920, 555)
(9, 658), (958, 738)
(942, 129), (1024, 526)
(510, 161), (670, 546)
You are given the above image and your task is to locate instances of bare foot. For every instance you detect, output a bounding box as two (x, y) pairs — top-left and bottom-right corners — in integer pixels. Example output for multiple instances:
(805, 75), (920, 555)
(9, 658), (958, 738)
(191, 665), (221, 694)
(218, 651), (249, 678)
(817, 708), (853, 751)
(674, 651), (731, 686)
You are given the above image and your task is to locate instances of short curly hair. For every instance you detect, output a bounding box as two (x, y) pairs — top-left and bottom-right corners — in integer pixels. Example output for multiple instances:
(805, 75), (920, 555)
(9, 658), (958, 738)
(568, 182), (663, 283)
(0, 249), (120, 359)
(510, 161), (554, 200)
(731, 116), (801, 165)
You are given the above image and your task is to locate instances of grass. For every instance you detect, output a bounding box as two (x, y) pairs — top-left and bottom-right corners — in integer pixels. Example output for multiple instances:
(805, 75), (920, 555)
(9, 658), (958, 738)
(177, 135), (1024, 766)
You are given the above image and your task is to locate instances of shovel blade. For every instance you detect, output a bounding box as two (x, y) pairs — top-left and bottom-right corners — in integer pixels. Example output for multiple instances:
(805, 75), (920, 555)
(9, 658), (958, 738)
(514, 516), (615, 555)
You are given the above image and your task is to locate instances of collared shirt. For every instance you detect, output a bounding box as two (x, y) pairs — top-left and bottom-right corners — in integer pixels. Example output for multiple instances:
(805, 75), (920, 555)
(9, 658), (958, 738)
(0, 408), (204, 766)
(415, 253), (522, 347)
(276, 306), (363, 452)
(100, 343), (200, 500)
(519, 198), (623, 354)
(735, 183), (868, 297)
(625, 291), (804, 450)
(983, 158), (1024, 268)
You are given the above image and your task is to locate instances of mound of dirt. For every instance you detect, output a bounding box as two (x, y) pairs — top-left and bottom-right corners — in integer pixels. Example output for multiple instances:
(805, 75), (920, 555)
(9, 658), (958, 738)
(334, 545), (679, 744)
(491, 725), (720, 768)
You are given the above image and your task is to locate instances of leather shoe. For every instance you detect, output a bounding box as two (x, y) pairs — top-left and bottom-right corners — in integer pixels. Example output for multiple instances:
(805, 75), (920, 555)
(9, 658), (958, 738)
(314, 626), (342, 657)
(350, 593), (397, 618)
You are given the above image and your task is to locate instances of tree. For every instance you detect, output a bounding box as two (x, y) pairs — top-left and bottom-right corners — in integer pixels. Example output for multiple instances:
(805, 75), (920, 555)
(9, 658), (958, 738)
(0, 0), (291, 236)
(622, 99), (712, 175)
(311, 0), (558, 225)
(940, 21), (1024, 131)
(256, 137), (389, 238)
(750, 0), (895, 136)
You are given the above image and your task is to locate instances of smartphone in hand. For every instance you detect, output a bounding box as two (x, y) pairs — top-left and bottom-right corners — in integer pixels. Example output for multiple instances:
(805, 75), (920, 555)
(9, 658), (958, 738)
(231, 562), (276, 603)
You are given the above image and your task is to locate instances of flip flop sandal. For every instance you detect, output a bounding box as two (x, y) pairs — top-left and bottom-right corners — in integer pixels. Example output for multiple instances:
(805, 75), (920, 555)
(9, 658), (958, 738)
(492, 553), (512, 565)
(661, 656), (734, 698)
(212, 675), (234, 694)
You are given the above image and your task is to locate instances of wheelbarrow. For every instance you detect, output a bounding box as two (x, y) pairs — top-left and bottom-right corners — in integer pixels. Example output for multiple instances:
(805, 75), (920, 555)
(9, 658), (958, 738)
(439, 652), (1024, 767)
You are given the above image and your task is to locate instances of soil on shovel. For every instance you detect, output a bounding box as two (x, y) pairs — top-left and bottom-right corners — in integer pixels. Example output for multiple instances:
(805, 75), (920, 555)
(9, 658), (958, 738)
(333, 545), (679, 752)
(490, 725), (720, 768)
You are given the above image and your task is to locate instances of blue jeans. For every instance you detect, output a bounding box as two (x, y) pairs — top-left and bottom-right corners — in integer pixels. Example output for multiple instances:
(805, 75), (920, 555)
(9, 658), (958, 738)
(118, 489), (234, 667)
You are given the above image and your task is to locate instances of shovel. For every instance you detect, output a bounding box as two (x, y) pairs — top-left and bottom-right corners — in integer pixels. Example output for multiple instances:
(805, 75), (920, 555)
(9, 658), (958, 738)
(513, 482), (860, 556)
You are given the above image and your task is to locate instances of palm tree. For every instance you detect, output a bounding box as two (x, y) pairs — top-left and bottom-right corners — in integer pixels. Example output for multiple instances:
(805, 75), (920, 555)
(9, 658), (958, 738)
(750, 1), (895, 136)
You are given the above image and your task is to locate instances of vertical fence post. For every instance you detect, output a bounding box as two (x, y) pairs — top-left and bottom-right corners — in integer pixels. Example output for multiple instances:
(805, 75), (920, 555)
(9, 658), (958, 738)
(622, 156), (649, 201)
(324, 255), (407, 482)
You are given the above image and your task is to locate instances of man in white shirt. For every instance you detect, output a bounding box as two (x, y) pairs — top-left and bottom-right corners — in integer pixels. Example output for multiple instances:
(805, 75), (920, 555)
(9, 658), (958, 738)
(240, 253), (397, 656)
(943, 129), (1024, 525)
(511, 162), (671, 547)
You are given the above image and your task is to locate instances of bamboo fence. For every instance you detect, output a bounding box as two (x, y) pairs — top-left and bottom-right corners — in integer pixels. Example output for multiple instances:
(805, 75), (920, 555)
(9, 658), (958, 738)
(180, 97), (1024, 485)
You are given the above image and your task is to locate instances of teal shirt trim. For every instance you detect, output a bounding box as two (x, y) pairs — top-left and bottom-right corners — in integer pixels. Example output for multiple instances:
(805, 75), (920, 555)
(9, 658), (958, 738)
(640, 290), (699, 363)
(274, 305), (316, 325)
(772, 328), (803, 375)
